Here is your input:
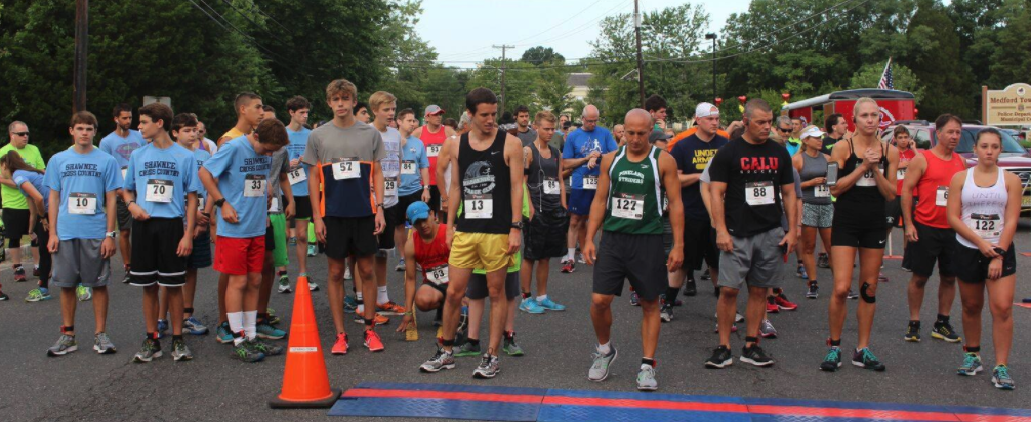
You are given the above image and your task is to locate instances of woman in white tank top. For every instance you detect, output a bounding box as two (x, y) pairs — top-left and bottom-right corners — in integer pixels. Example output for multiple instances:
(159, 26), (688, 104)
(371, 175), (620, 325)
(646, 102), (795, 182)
(945, 128), (1020, 390)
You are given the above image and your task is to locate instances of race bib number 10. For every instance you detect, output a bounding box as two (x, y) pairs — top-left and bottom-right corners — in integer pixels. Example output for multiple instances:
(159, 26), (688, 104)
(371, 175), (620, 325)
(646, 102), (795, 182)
(69, 192), (97, 215)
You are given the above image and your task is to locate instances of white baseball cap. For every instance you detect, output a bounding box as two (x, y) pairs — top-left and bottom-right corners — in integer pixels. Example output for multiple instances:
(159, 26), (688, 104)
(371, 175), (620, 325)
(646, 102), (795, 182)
(695, 102), (719, 119)
(801, 126), (826, 139)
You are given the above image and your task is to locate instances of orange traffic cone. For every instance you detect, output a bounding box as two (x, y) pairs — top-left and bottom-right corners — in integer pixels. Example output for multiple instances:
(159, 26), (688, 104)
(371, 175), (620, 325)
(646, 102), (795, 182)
(269, 276), (341, 409)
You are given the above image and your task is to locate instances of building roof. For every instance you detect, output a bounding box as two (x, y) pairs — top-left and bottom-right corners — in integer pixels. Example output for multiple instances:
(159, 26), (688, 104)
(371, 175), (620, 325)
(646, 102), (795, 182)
(567, 73), (592, 88)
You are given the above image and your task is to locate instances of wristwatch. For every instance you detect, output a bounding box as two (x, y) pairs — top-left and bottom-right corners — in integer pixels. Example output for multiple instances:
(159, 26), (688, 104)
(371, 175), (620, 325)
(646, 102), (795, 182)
(213, 198), (226, 208)
(511, 221), (524, 230)
(106, 231), (117, 238)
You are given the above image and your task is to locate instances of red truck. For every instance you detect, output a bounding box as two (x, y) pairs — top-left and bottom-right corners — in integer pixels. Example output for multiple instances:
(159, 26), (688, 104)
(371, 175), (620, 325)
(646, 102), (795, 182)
(783, 89), (917, 132)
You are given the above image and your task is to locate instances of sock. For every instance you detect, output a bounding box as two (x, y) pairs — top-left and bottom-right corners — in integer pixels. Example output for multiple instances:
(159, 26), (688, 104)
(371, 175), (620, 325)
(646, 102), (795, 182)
(567, 248), (575, 259)
(357, 305), (365, 314)
(522, 292), (532, 299)
(243, 310), (257, 340)
(377, 286), (389, 304)
(936, 314), (949, 324)
(665, 287), (679, 304)
(828, 338), (841, 347)
(964, 345), (981, 353)
(277, 270), (287, 277)
(184, 307), (194, 317)
(257, 313), (268, 324)
(356, 292), (363, 301)
(504, 331), (514, 340)
(642, 357), (656, 368)
(228, 312), (244, 345)
(597, 342), (611, 355)
(467, 338), (480, 345)
(536, 294), (548, 302)
(34, 264), (39, 270)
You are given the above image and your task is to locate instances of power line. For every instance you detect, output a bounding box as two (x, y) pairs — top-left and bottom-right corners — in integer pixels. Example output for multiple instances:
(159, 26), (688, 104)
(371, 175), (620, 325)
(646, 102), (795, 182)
(244, 0), (289, 32)
(504, 0), (613, 46)
(187, 0), (308, 74)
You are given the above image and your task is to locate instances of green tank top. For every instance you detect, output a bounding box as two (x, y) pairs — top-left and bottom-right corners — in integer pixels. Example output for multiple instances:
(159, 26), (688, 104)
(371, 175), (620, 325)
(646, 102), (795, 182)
(603, 145), (664, 235)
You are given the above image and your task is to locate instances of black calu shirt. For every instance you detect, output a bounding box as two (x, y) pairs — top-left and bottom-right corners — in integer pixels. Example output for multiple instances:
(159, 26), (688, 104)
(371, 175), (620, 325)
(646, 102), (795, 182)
(708, 137), (794, 237)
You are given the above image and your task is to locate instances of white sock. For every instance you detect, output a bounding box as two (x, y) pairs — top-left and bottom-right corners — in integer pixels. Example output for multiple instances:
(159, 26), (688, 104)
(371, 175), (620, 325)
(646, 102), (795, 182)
(597, 342), (611, 355)
(536, 294), (548, 302)
(377, 286), (389, 304)
(244, 310), (257, 340)
(567, 248), (575, 259)
(356, 292), (363, 301)
(228, 312), (245, 345)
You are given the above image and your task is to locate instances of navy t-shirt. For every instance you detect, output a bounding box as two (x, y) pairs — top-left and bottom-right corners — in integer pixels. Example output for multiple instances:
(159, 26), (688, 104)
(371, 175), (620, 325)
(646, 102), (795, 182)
(670, 134), (728, 221)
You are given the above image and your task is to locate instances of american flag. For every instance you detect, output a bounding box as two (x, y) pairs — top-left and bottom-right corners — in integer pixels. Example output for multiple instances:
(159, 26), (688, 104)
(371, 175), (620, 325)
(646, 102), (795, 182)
(877, 58), (894, 90)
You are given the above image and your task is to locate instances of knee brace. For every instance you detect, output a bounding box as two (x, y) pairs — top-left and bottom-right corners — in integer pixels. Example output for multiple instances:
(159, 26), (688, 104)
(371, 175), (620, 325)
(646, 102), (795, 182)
(860, 282), (876, 304)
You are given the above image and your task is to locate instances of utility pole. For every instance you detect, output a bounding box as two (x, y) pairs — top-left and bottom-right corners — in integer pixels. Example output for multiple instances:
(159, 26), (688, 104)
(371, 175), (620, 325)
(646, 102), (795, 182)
(705, 33), (717, 102)
(493, 44), (514, 114)
(73, 0), (89, 112)
(634, 0), (645, 108)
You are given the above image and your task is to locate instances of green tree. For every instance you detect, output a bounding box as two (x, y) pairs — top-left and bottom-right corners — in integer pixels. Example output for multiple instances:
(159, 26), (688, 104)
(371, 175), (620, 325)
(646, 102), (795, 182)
(520, 46), (564, 64)
(903, 0), (977, 119)
(848, 63), (925, 102)
(986, 0), (1031, 90)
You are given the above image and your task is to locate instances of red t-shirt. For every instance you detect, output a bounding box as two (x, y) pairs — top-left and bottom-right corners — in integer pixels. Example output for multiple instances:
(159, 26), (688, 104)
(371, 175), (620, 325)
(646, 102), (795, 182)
(419, 126), (447, 186)
(413, 224), (450, 285)
(896, 148), (917, 196)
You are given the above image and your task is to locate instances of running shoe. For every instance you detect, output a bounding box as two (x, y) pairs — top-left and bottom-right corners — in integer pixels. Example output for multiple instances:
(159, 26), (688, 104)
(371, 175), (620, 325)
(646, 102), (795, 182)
(740, 344), (774, 367)
(993, 365), (1015, 390)
(183, 317), (208, 335)
(307, 244), (317, 257)
(353, 312), (389, 326)
(760, 319), (777, 338)
(171, 338), (193, 361)
(395, 258), (406, 272)
(851, 348), (885, 371)
(503, 334), (524, 356)
(216, 321), (234, 344)
(231, 341), (264, 362)
(932, 321), (961, 343)
(33, 266), (40, 277)
(796, 263), (808, 279)
(683, 278), (697, 297)
(766, 298), (780, 314)
(331, 333), (348, 355)
(877, 273), (889, 283)
(344, 295), (358, 313)
(132, 339), (162, 363)
(343, 266), (352, 280)
(456, 341), (482, 357)
(420, 347), (456, 372)
(537, 297), (566, 311)
(629, 291), (640, 306)
(250, 338), (284, 356)
(705, 345), (733, 369)
(847, 289), (859, 300)
(76, 284), (92, 302)
(48, 334), (78, 356)
(660, 294), (683, 307)
(901, 265), (912, 272)
(660, 303), (674, 323)
(14, 267), (26, 282)
(157, 319), (168, 339)
(288, 236), (296, 246)
(588, 346), (618, 381)
(806, 282), (819, 299)
(701, 269), (711, 281)
(308, 279), (319, 291)
(904, 321), (921, 342)
(25, 287), (51, 302)
(364, 329), (384, 352)
(0, 291), (7, 301)
(266, 307), (280, 325)
(256, 322), (286, 340)
(957, 352), (983, 376)
(121, 268), (131, 284)
(774, 294), (798, 310)
(377, 301), (406, 315)
(817, 253), (830, 268)
(519, 298), (545, 314)
(561, 261), (575, 273)
(278, 273), (291, 293)
(576, 252), (586, 264)
(637, 364), (658, 391)
(820, 347), (842, 371)
(93, 332), (117, 354)
(736, 313), (745, 323)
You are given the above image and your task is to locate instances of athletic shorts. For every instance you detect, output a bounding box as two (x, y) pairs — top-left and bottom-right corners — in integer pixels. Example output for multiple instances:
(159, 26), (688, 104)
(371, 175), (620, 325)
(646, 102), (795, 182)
(2, 207), (29, 247)
(802, 203), (834, 228)
(377, 205), (398, 251)
(592, 231), (667, 301)
(885, 198), (903, 229)
(466, 271), (519, 300)
(905, 222), (957, 278)
(324, 215), (377, 259)
(116, 197), (133, 231)
(129, 217), (186, 287)
(954, 245), (1016, 284)
(428, 185), (444, 213)
(685, 218), (719, 271)
(662, 218), (673, 256)
(831, 220), (886, 249)
(270, 213), (289, 267)
(264, 222), (276, 252)
(187, 229), (213, 269)
(396, 192), (422, 225)
(425, 281), (448, 297)
(568, 188), (596, 216)
(214, 235), (265, 276)
(293, 195), (312, 220)
(448, 231), (514, 272)
(717, 226), (783, 290)
(51, 238), (111, 288)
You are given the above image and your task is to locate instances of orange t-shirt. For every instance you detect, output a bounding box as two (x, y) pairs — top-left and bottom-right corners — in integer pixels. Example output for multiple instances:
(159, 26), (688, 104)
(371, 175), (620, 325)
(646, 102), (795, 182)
(667, 127), (731, 152)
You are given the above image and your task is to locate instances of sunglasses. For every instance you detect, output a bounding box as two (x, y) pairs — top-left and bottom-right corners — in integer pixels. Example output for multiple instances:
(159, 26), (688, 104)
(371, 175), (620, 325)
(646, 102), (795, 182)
(777, 127), (791, 132)
(12, 132), (29, 136)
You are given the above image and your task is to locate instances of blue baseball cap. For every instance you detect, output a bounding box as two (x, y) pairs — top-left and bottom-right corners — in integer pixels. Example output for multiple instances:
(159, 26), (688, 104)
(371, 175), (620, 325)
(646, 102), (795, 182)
(406, 201), (431, 224)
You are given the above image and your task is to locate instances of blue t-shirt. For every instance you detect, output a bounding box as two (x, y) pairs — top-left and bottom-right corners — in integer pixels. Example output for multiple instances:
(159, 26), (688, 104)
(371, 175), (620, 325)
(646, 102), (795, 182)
(191, 147), (212, 198)
(13, 170), (50, 212)
(203, 136), (271, 238)
(99, 130), (146, 169)
(123, 143), (200, 219)
(670, 134), (729, 221)
(398, 137), (429, 196)
(562, 127), (617, 189)
(285, 127), (310, 197)
(44, 148), (122, 240)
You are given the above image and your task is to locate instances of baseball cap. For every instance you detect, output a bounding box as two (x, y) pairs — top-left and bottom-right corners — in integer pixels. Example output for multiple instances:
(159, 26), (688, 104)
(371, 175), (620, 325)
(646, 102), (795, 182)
(649, 130), (672, 144)
(424, 105), (445, 116)
(695, 102), (719, 119)
(801, 126), (826, 139)
(406, 201), (431, 224)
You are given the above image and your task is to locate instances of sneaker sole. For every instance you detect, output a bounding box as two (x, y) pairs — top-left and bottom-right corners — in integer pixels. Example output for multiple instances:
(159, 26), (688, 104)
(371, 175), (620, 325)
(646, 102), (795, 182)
(958, 366), (983, 376)
(455, 351), (481, 357)
(931, 332), (962, 343)
(93, 345), (117, 354)
(473, 369), (499, 379)
(216, 335), (234, 344)
(820, 362), (843, 372)
(365, 343), (384, 352)
(636, 384), (658, 391)
(806, 295), (819, 299)
(133, 351), (163, 363)
(740, 357), (774, 367)
(420, 363), (455, 372)
(257, 333), (286, 340)
(660, 316), (672, 323)
(851, 361), (886, 371)
(504, 349), (524, 357)
(173, 353), (194, 361)
(278, 287), (292, 293)
(904, 335), (921, 342)
(777, 305), (797, 310)
(47, 346), (78, 356)
(705, 358), (733, 369)
(992, 378), (1015, 390)
(377, 310), (406, 316)
(760, 333), (777, 339)
(331, 348), (348, 355)
(519, 307), (545, 314)
(309, 286), (320, 291)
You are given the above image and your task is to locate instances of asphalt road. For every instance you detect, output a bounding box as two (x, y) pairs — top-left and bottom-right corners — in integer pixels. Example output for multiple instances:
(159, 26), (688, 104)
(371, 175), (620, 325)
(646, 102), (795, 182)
(2, 225), (1031, 422)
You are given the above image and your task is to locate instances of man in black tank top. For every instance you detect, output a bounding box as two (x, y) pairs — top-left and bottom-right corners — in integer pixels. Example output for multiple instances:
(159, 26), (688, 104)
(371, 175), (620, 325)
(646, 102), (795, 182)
(419, 88), (525, 379)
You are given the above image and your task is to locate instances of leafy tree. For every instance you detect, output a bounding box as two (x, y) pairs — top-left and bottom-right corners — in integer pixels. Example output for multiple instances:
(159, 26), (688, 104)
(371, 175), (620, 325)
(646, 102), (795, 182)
(903, 0), (976, 119)
(848, 63), (925, 102)
(521, 46), (564, 64)
(985, 0), (1031, 90)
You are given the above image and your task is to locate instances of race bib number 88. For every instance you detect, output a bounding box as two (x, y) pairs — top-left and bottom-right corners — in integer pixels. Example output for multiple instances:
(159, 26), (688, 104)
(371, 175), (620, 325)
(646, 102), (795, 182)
(745, 181), (775, 206)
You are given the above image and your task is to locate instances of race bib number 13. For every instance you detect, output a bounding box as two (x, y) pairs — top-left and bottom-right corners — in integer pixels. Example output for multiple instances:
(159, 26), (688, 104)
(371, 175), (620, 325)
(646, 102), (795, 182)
(464, 194), (493, 219)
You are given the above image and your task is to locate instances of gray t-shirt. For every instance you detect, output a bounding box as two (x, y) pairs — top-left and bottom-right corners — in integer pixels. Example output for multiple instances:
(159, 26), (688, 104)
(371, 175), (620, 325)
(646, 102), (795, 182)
(378, 127), (402, 208)
(268, 148), (290, 214)
(301, 120), (386, 218)
(302, 120), (385, 166)
(516, 128), (538, 147)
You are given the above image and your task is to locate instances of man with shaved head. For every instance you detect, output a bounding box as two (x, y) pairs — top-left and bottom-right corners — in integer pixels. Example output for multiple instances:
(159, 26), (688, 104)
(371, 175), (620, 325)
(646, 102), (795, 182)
(582, 108), (683, 390)
(560, 105), (617, 274)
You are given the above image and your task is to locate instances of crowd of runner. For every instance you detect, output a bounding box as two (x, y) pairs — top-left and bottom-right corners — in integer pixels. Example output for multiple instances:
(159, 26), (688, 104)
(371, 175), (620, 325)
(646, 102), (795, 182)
(0, 80), (1018, 392)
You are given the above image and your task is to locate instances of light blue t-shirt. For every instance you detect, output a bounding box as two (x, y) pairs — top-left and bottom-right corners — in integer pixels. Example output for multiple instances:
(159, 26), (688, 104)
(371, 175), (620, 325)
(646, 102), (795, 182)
(123, 142), (200, 219)
(203, 136), (271, 238)
(285, 127), (310, 197)
(44, 148), (122, 240)
(562, 127), (617, 189)
(398, 137), (429, 196)
(13, 169), (50, 212)
(99, 130), (146, 169)
(191, 147), (212, 198)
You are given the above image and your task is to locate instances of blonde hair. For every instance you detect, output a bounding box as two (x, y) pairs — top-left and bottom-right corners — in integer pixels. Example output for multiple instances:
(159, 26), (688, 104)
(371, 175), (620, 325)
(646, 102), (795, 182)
(534, 110), (556, 124)
(368, 91), (397, 113)
(325, 79), (358, 101)
(853, 97), (878, 118)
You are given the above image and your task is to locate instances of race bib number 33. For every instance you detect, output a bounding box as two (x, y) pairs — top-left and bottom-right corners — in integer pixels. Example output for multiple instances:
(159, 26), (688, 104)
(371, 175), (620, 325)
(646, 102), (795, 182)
(244, 174), (267, 198)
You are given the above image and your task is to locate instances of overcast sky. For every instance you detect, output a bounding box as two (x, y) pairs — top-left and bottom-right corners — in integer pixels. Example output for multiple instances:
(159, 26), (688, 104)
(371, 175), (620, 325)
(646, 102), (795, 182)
(414, 0), (752, 68)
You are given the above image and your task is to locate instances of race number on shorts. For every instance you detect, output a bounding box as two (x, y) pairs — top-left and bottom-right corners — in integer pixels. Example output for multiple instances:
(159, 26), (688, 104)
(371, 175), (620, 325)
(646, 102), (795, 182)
(745, 181), (775, 206)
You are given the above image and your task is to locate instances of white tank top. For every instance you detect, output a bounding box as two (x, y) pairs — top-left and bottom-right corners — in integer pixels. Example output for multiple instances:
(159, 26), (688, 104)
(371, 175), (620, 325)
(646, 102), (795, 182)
(957, 167), (1008, 248)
